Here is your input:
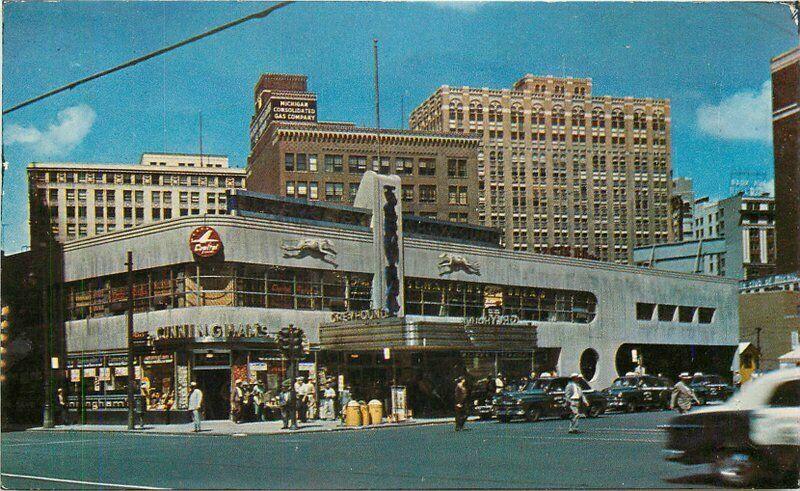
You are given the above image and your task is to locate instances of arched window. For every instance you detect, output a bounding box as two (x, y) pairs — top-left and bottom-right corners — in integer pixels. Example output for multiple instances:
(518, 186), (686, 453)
(632, 110), (645, 130)
(591, 108), (605, 128)
(469, 100), (483, 123)
(551, 106), (565, 127)
(532, 105), (545, 126)
(611, 109), (625, 129)
(653, 111), (666, 132)
(449, 100), (464, 125)
(572, 107), (586, 128)
(510, 103), (523, 125)
(488, 102), (502, 123)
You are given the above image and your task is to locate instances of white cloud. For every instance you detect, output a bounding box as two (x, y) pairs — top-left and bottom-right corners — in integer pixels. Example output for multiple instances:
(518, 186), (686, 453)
(4, 104), (96, 157)
(696, 80), (772, 143)
(752, 179), (774, 196)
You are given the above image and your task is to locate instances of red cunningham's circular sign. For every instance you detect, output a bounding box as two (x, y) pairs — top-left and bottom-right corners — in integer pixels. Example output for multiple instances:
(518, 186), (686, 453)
(189, 226), (222, 258)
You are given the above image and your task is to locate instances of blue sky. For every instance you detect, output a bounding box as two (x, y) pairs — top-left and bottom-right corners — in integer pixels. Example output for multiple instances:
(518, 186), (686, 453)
(2, 1), (797, 253)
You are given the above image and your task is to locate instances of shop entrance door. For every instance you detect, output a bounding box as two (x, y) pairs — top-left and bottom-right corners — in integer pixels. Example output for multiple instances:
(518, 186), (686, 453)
(194, 368), (230, 420)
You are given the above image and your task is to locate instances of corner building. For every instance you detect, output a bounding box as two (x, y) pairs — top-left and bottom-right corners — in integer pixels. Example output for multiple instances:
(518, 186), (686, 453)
(410, 75), (673, 262)
(247, 74), (481, 224)
(57, 172), (736, 422)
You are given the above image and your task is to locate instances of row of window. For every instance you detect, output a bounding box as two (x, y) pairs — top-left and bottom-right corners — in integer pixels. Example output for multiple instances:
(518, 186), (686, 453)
(635, 302), (715, 324)
(283, 153), (466, 177)
(36, 171), (244, 188)
(65, 263), (373, 321)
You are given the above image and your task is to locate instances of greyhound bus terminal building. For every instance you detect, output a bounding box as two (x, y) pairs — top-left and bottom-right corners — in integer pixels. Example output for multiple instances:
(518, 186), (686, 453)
(59, 172), (739, 422)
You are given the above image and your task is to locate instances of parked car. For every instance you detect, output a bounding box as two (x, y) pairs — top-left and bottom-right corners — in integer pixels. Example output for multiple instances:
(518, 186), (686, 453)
(495, 376), (607, 422)
(602, 373), (672, 412)
(470, 377), (497, 420)
(688, 373), (735, 405)
(663, 367), (800, 487)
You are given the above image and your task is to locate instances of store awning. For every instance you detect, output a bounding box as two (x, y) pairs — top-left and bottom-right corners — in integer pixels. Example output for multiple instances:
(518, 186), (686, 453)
(318, 317), (538, 351)
(730, 342), (757, 370)
(779, 347), (800, 363)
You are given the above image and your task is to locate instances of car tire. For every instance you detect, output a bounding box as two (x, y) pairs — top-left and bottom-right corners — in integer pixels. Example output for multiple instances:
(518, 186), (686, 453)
(625, 401), (637, 413)
(713, 451), (759, 487)
(588, 405), (601, 418)
(526, 407), (542, 422)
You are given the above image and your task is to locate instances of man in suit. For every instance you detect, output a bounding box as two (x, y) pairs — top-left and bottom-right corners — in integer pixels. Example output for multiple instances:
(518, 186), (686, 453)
(454, 376), (469, 431)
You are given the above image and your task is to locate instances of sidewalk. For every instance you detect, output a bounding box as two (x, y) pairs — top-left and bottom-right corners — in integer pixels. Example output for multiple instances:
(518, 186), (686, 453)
(29, 416), (465, 436)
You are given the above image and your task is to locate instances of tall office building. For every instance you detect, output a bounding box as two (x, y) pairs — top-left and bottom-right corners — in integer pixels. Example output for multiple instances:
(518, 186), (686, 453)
(409, 75), (673, 262)
(28, 153), (246, 242)
(247, 74), (481, 223)
(771, 47), (800, 274)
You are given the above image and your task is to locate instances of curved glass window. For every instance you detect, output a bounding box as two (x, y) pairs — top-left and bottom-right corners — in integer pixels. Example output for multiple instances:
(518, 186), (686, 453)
(65, 262), (372, 321)
(403, 278), (597, 323)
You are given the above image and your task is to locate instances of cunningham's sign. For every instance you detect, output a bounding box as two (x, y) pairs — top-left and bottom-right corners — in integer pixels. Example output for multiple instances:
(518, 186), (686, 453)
(155, 323), (272, 341)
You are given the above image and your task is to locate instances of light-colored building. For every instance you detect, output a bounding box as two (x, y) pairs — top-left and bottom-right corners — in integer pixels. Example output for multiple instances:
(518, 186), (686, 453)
(634, 193), (776, 280)
(409, 74), (673, 262)
(58, 172), (737, 423)
(739, 289), (800, 372)
(27, 153), (246, 242)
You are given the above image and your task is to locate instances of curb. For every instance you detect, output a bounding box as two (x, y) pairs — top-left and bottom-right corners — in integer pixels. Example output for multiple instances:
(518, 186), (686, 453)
(27, 418), (461, 437)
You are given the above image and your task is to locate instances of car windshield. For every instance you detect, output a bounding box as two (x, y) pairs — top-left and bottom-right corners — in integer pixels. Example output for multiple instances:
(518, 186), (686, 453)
(526, 380), (550, 390)
(692, 375), (723, 385)
(612, 377), (637, 387)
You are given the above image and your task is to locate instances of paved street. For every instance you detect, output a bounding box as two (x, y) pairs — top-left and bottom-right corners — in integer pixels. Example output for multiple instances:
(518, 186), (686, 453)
(1, 411), (727, 489)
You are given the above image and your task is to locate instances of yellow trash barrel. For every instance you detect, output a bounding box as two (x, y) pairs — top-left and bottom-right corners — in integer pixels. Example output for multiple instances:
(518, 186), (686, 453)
(359, 401), (370, 426)
(344, 401), (362, 427)
(368, 399), (383, 425)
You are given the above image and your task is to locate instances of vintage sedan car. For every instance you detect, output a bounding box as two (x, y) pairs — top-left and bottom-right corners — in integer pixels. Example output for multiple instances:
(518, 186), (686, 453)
(495, 376), (607, 422)
(603, 374), (672, 412)
(688, 373), (734, 405)
(663, 367), (800, 487)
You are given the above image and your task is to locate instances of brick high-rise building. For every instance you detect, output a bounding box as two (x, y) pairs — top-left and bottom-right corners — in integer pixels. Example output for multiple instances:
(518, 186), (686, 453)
(247, 74), (481, 223)
(409, 75), (673, 262)
(771, 47), (800, 274)
(28, 153), (246, 242)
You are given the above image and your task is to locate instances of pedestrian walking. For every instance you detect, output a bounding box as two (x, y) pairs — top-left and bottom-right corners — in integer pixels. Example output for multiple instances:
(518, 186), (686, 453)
(188, 382), (204, 432)
(252, 379), (267, 422)
(339, 385), (352, 422)
(56, 388), (70, 426)
(232, 379), (244, 423)
(295, 377), (308, 422)
(670, 372), (700, 414)
(302, 378), (316, 420)
(454, 376), (469, 431)
(279, 380), (294, 429)
(134, 382), (148, 429)
(564, 373), (589, 434)
(322, 383), (336, 420)
(494, 373), (505, 395)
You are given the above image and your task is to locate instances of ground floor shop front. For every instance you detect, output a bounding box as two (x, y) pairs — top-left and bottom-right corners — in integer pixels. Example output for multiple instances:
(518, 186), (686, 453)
(64, 340), (302, 424)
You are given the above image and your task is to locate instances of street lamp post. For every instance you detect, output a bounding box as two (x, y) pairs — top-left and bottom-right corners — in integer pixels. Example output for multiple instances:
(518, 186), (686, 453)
(126, 251), (135, 430)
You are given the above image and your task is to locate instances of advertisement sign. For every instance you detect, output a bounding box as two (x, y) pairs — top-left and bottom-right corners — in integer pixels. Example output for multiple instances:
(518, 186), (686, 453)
(98, 367), (111, 381)
(70, 369), (81, 382)
(189, 226), (222, 258)
(391, 385), (408, 421)
(330, 309), (389, 323)
(269, 98), (317, 123)
(114, 366), (129, 377)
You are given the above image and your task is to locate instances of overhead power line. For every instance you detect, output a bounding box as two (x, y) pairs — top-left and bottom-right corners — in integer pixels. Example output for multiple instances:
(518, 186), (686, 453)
(3, 1), (294, 115)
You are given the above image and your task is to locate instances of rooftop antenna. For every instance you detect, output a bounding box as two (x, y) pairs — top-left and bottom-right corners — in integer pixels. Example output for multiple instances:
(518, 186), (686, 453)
(373, 39), (382, 171)
(400, 93), (405, 130)
(199, 112), (203, 167)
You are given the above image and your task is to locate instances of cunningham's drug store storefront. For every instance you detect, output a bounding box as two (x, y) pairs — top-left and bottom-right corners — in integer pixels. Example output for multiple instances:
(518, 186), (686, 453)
(59, 172), (740, 422)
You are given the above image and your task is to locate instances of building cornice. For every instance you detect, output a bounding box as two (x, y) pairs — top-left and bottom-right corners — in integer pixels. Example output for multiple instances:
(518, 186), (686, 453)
(771, 46), (800, 72)
(268, 122), (480, 147)
(27, 162), (247, 175)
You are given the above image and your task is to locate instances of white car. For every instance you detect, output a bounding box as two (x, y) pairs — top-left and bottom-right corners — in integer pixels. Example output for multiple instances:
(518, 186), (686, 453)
(663, 367), (800, 487)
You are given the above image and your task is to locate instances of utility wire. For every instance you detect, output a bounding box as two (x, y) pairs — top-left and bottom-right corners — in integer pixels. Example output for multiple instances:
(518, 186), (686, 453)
(3, 1), (294, 115)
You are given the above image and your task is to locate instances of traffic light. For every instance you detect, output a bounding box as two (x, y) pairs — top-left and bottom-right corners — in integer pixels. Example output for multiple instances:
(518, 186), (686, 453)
(0, 306), (8, 382)
(277, 327), (291, 354)
(291, 327), (304, 355)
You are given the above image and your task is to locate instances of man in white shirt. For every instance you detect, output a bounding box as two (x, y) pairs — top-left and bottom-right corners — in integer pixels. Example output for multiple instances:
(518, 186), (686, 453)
(188, 382), (204, 432)
(495, 373), (505, 395)
(564, 374), (589, 434)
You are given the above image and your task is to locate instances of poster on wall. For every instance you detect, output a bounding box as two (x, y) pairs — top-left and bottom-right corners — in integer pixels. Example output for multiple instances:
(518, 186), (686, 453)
(70, 369), (80, 382)
(115, 366), (128, 376)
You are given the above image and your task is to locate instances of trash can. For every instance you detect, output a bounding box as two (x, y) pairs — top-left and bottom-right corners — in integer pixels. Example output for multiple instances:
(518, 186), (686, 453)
(344, 401), (361, 427)
(368, 399), (383, 425)
(359, 401), (370, 426)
